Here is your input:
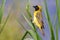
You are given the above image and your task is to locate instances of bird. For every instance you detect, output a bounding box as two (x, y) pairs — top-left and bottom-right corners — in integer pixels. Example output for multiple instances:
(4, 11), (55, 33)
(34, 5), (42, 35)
(33, 5), (45, 36)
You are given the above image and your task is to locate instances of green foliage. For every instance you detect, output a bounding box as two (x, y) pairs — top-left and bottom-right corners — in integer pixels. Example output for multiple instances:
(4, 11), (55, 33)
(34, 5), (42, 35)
(26, 0), (32, 19)
(23, 15), (35, 30)
(56, 0), (60, 40)
(56, 0), (60, 27)
(0, 13), (10, 34)
(0, 0), (6, 24)
(0, 0), (10, 34)
(21, 30), (37, 40)
(0, 0), (59, 40)
(43, 0), (55, 40)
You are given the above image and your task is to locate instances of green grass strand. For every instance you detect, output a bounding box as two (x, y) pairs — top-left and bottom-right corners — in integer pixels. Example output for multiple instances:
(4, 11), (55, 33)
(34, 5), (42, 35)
(43, 0), (55, 40)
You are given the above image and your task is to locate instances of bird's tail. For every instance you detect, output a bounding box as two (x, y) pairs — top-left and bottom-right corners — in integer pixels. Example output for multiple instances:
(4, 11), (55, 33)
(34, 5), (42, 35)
(39, 27), (45, 36)
(41, 29), (45, 36)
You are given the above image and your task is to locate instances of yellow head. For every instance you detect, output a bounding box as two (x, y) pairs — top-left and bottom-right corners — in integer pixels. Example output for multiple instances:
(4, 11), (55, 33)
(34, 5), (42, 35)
(33, 5), (42, 11)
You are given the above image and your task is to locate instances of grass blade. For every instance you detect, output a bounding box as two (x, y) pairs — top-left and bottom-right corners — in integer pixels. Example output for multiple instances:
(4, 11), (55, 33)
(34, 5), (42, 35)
(21, 31), (28, 40)
(26, 0), (32, 19)
(21, 30), (40, 40)
(56, 0), (60, 27)
(0, 8), (3, 24)
(43, 0), (55, 40)
(30, 20), (42, 40)
(23, 14), (35, 31)
(16, 19), (27, 31)
(55, 0), (60, 40)
(28, 30), (37, 40)
(0, 0), (6, 24)
(56, 22), (58, 40)
(0, 13), (10, 34)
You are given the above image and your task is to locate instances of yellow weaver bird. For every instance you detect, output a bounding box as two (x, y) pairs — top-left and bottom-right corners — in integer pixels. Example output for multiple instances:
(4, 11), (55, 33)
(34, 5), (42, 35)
(33, 5), (45, 36)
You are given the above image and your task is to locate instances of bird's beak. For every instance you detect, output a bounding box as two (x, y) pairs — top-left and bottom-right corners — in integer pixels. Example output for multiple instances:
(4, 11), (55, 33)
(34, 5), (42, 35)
(33, 6), (36, 8)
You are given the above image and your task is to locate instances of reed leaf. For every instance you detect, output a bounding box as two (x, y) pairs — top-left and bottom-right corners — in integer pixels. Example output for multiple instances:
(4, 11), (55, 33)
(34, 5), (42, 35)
(56, 22), (58, 40)
(56, 0), (60, 27)
(43, 0), (55, 40)
(55, 0), (59, 40)
(16, 19), (27, 31)
(0, 0), (6, 24)
(28, 30), (37, 40)
(0, 13), (10, 34)
(23, 14), (35, 31)
(26, 0), (32, 19)
(21, 31), (28, 40)
(21, 30), (40, 40)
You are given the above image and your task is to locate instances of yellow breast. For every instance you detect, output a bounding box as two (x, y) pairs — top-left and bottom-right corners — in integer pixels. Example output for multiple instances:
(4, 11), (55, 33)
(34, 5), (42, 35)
(33, 11), (42, 28)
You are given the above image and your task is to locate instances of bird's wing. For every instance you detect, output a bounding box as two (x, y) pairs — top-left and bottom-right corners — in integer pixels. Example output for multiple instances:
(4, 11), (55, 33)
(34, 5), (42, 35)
(36, 12), (44, 29)
(36, 12), (43, 22)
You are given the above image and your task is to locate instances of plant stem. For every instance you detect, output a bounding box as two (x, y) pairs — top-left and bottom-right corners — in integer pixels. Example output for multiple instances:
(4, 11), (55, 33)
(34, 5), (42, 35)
(31, 20), (42, 40)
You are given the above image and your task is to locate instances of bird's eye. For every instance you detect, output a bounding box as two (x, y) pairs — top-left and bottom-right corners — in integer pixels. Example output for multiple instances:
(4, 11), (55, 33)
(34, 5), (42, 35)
(35, 5), (38, 7)
(35, 6), (39, 11)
